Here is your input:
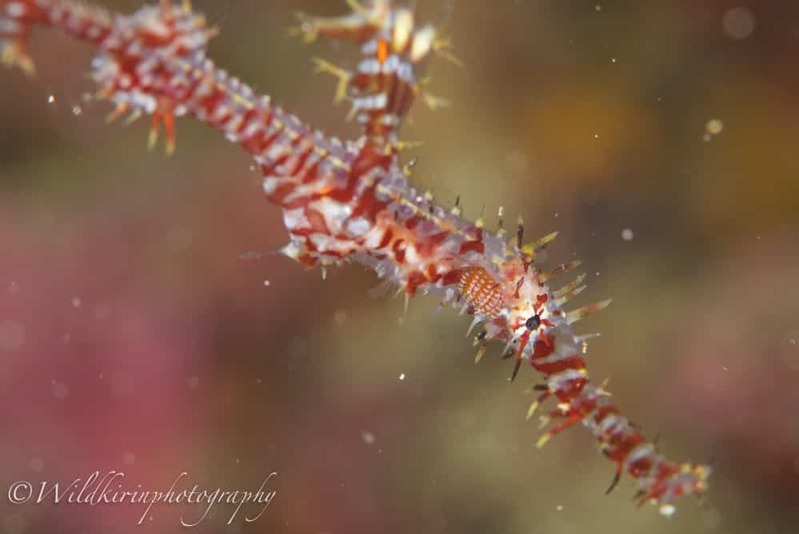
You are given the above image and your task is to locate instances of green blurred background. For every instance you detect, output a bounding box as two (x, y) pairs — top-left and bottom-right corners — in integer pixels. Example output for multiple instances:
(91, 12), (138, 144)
(1, 1), (798, 532)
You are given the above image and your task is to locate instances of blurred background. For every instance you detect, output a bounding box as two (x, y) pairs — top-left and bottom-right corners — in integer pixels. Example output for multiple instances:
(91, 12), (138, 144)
(1, 0), (798, 532)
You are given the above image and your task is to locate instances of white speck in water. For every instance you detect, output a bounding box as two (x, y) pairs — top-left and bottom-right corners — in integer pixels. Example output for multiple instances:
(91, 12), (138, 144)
(361, 431), (375, 445)
(187, 376), (200, 389)
(263, 279), (271, 287)
(611, 57), (617, 63)
(71, 297), (82, 308)
(659, 504), (676, 517)
(621, 228), (634, 241)
(0, 320), (26, 351)
(123, 452), (136, 465)
(47, 94), (56, 104)
(94, 302), (112, 320)
(722, 7), (755, 40)
(595, 5), (601, 12)
(52, 381), (69, 400)
(556, 504), (563, 511)
(706, 119), (723, 135)
(71, 105), (82, 116)
(593, 133), (600, 139)
(781, 330), (799, 371)
(399, 373), (406, 381)
(29, 457), (44, 472)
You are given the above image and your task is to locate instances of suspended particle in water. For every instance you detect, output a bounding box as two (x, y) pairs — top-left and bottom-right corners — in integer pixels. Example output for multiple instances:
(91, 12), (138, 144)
(781, 330), (799, 371)
(94, 302), (112, 320)
(71, 105), (82, 116)
(621, 228), (634, 241)
(361, 431), (376, 445)
(52, 381), (69, 399)
(263, 279), (271, 287)
(706, 119), (723, 135)
(47, 94), (56, 105)
(704, 119), (723, 141)
(399, 372), (406, 381)
(71, 296), (82, 308)
(722, 7), (755, 40)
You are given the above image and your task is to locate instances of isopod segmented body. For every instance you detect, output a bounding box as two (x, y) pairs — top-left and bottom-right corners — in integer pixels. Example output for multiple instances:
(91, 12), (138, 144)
(458, 266), (505, 318)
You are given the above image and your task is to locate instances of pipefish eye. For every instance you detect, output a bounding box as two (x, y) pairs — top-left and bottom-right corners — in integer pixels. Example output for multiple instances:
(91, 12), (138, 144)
(525, 314), (541, 331)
